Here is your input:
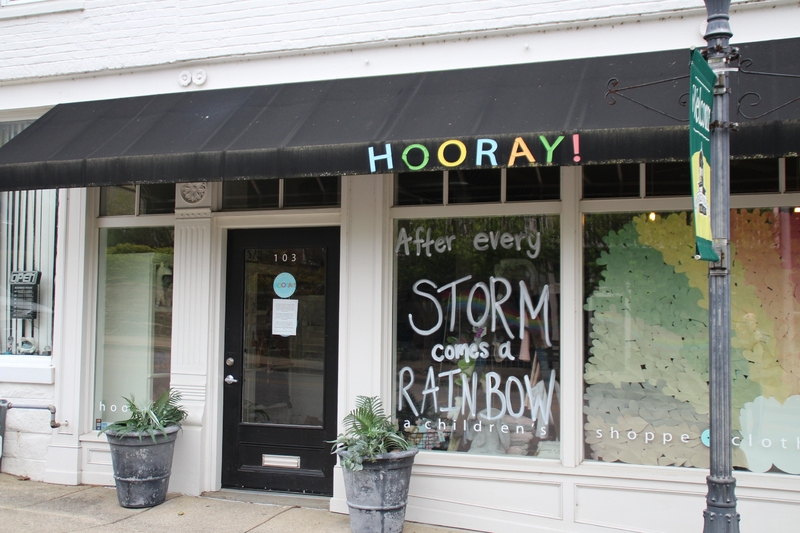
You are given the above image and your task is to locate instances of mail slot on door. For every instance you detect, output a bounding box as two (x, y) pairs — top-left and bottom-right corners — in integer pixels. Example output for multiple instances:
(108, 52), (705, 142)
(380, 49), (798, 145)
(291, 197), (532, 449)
(10, 271), (41, 320)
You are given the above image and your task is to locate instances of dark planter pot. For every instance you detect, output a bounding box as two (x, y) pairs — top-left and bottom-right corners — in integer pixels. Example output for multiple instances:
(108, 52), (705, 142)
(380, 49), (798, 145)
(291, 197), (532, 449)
(105, 425), (180, 508)
(338, 447), (419, 533)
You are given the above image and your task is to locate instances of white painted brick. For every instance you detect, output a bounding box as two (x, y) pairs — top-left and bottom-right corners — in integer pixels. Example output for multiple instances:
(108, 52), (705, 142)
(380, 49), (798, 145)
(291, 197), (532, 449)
(0, 383), (54, 400)
(0, 456), (47, 480)
(0, 383), (56, 481)
(0, 434), (46, 480)
(2, 429), (20, 457)
(5, 408), (52, 434)
(15, 433), (52, 460)
(0, 0), (762, 82)
(1, 431), (51, 461)
(0, 379), (54, 480)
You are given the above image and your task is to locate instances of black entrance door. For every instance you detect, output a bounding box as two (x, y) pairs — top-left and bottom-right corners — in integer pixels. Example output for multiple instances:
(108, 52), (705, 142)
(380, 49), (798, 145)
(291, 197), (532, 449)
(222, 227), (339, 495)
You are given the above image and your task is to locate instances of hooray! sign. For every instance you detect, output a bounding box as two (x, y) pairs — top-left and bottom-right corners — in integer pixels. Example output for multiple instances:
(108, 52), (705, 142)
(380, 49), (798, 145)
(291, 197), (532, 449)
(368, 134), (582, 173)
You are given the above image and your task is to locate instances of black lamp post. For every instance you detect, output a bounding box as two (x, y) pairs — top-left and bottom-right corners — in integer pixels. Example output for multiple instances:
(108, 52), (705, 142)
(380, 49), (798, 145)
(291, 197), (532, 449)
(702, 1), (740, 531)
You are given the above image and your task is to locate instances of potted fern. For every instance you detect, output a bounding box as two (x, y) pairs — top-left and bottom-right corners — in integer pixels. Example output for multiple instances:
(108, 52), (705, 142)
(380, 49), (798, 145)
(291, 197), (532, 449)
(100, 388), (188, 508)
(331, 395), (418, 533)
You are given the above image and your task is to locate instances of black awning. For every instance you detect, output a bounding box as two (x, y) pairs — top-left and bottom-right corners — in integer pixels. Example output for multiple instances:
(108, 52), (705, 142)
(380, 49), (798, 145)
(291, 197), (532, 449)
(1, 38), (799, 191)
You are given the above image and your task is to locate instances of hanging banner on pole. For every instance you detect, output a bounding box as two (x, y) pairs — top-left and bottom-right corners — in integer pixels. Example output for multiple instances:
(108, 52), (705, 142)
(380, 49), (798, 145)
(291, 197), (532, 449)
(689, 49), (719, 262)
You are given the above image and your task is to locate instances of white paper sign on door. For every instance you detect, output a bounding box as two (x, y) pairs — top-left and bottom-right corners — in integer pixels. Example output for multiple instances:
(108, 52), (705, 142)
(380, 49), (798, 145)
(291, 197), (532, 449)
(272, 298), (298, 336)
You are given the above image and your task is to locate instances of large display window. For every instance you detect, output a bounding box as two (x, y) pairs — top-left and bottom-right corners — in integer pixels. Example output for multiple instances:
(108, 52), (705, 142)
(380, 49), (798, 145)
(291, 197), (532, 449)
(0, 189), (58, 356)
(584, 209), (800, 474)
(1, 122), (56, 358)
(93, 227), (174, 429)
(394, 215), (560, 458)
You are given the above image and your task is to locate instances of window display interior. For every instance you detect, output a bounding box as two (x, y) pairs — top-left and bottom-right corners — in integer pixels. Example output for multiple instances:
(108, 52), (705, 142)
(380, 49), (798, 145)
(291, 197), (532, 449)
(0, 189), (58, 357)
(584, 209), (800, 474)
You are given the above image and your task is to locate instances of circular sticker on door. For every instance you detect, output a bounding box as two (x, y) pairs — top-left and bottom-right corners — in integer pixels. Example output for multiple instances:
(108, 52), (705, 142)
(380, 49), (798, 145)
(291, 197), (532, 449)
(273, 272), (297, 298)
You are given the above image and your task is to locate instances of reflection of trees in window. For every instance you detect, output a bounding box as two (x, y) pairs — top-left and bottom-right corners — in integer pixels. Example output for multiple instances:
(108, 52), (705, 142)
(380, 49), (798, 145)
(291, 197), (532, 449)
(94, 227), (175, 427)
(106, 227), (175, 252)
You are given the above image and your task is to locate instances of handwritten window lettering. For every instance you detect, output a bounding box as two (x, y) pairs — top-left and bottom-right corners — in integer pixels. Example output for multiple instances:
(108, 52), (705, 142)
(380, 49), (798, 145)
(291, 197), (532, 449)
(394, 216), (560, 457)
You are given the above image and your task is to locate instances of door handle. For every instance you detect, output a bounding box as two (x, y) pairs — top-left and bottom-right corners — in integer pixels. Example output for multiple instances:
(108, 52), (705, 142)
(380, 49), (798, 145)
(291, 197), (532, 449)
(224, 375), (238, 385)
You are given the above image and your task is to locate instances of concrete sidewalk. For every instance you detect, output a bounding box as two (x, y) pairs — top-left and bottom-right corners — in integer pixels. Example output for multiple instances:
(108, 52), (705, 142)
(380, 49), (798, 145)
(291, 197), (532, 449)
(0, 474), (475, 533)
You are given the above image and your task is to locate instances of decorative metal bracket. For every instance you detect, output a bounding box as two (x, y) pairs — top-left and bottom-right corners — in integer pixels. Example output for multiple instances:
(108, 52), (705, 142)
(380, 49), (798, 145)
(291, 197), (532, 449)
(607, 46), (800, 124)
(605, 75), (690, 123)
(737, 58), (800, 120)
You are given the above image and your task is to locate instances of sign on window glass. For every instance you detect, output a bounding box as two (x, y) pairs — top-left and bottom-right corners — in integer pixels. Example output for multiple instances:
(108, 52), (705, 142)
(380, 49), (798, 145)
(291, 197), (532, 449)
(584, 209), (800, 474)
(394, 216), (560, 458)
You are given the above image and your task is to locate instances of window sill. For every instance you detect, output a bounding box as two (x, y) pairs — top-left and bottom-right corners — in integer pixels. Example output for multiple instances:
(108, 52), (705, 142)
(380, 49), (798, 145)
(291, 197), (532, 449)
(0, 355), (54, 384)
(79, 431), (107, 444)
(0, 0), (83, 20)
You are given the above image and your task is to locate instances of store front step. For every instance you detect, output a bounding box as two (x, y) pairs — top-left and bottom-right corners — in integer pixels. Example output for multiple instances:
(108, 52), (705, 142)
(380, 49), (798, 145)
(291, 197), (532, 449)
(201, 488), (331, 510)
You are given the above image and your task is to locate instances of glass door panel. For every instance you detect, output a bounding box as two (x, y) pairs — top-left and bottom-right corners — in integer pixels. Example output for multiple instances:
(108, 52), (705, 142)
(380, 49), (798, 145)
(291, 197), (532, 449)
(242, 247), (326, 426)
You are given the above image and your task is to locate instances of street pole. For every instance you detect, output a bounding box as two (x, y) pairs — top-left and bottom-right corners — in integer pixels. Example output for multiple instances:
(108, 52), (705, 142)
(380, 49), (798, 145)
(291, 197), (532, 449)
(703, 1), (740, 531)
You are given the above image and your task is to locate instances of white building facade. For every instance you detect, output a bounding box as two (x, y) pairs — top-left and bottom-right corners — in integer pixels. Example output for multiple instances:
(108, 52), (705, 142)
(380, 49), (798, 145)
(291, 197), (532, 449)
(1, 1), (800, 531)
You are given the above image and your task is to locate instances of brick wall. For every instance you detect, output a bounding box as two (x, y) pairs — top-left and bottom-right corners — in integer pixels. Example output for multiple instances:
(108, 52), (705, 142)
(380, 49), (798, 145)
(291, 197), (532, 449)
(0, 0), (727, 82)
(0, 383), (54, 479)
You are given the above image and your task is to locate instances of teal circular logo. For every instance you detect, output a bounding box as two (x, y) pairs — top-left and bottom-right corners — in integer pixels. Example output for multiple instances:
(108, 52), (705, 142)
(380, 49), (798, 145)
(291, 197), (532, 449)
(701, 429), (710, 447)
(273, 272), (297, 298)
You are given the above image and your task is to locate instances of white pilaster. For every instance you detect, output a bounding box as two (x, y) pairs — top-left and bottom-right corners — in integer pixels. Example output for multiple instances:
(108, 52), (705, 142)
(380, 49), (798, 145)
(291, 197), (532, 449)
(169, 184), (214, 495)
(332, 173), (391, 513)
(45, 188), (92, 485)
(337, 174), (391, 414)
(560, 166), (582, 470)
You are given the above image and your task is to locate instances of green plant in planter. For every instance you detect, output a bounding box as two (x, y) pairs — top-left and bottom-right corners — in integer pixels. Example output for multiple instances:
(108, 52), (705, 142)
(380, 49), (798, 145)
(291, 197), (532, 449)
(100, 388), (188, 442)
(330, 395), (410, 471)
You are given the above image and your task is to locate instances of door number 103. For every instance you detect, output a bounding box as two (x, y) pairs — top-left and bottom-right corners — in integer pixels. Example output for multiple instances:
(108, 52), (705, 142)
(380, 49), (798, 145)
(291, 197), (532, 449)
(275, 253), (297, 263)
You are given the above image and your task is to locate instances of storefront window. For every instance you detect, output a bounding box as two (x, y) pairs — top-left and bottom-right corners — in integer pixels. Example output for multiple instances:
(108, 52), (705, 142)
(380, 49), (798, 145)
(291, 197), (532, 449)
(99, 184), (175, 216)
(222, 176), (341, 211)
(395, 172), (444, 206)
(787, 157), (800, 191)
(583, 163), (639, 198)
(507, 166), (560, 202)
(139, 183), (177, 215)
(223, 179), (280, 210)
(448, 169), (501, 204)
(283, 176), (340, 208)
(394, 215), (560, 458)
(584, 209), (800, 474)
(730, 158), (779, 194)
(0, 189), (58, 356)
(93, 227), (174, 429)
(99, 186), (136, 216)
(1, 121), (56, 357)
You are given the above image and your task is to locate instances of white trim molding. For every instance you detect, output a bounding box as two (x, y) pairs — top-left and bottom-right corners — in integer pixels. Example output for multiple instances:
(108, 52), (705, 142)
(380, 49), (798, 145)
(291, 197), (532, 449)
(0, 355), (53, 383)
(0, 0), (83, 21)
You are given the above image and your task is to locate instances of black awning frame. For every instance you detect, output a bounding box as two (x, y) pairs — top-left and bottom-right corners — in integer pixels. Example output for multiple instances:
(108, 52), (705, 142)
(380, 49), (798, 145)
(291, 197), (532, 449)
(2, 38), (799, 191)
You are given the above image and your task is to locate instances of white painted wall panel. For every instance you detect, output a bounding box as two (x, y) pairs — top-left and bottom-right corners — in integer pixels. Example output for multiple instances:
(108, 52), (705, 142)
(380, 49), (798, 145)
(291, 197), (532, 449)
(738, 494), (800, 532)
(410, 471), (563, 521)
(574, 484), (706, 533)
